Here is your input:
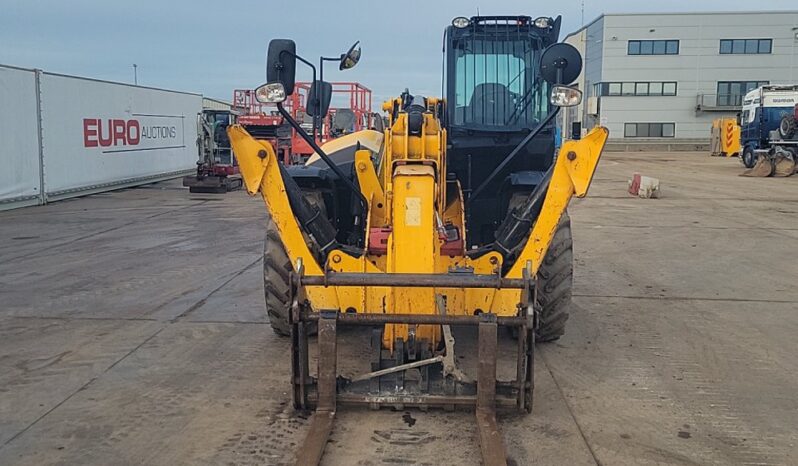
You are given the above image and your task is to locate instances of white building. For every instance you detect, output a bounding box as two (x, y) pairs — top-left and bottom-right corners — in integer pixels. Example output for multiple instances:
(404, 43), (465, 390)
(202, 97), (232, 111)
(562, 11), (798, 148)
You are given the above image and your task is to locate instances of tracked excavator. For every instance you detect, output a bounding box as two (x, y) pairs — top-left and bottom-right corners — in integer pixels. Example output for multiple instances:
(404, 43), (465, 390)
(227, 15), (608, 465)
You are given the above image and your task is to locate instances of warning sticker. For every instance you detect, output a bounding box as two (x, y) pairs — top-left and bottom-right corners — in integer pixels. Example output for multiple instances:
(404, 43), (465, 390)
(405, 197), (421, 226)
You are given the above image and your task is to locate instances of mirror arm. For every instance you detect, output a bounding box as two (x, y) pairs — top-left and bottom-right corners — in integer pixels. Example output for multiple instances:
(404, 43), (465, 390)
(276, 102), (369, 221)
(317, 56), (340, 136)
(315, 54), (346, 136)
(281, 50), (317, 80)
(466, 106), (562, 206)
(280, 50), (317, 139)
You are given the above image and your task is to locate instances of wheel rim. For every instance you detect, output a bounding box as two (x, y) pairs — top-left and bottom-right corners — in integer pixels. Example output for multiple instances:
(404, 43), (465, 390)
(744, 149), (754, 168)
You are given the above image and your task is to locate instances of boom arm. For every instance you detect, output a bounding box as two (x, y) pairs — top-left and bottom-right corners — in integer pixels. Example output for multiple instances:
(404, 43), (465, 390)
(504, 127), (608, 278)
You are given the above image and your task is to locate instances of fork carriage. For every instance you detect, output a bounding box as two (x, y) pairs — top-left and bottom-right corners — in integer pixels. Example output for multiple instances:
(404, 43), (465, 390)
(289, 268), (538, 466)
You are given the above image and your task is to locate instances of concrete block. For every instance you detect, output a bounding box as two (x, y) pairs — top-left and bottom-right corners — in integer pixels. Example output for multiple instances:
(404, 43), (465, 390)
(628, 173), (660, 198)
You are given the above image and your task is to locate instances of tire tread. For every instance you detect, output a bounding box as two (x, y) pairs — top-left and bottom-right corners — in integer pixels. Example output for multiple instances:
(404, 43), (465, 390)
(536, 213), (573, 342)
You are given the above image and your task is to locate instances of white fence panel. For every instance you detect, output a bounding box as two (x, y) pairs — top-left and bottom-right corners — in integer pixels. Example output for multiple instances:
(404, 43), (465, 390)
(40, 74), (202, 198)
(0, 65), (42, 208)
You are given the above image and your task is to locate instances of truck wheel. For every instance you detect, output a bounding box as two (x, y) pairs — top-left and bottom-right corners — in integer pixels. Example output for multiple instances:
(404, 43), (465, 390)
(536, 212), (573, 342)
(742, 147), (756, 169)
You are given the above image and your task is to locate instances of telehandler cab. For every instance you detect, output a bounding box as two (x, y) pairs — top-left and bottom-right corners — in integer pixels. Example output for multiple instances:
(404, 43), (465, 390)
(227, 15), (608, 465)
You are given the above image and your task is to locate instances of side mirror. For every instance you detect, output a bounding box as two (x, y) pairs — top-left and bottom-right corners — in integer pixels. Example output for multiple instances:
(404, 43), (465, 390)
(307, 80), (333, 118)
(266, 39), (297, 95)
(339, 41), (361, 70)
(539, 42), (582, 85)
(550, 85), (582, 107)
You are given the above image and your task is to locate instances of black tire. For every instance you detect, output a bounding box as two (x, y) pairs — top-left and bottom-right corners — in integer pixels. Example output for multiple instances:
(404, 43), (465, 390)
(262, 191), (325, 336)
(263, 210), (293, 336)
(742, 146), (756, 169)
(535, 212), (573, 342)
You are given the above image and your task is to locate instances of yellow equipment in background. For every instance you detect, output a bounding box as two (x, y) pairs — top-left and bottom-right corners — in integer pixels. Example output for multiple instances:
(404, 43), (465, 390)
(710, 117), (741, 157)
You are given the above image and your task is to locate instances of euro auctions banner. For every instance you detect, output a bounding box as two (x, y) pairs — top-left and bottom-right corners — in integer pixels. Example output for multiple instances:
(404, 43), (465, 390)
(40, 73), (201, 195)
(82, 115), (186, 153)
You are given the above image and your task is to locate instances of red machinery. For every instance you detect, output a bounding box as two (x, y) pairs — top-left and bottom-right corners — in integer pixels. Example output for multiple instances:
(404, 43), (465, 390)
(233, 82), (375, 164)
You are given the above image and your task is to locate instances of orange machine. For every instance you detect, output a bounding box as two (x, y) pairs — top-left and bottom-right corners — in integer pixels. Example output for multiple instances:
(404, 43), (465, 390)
(233, 82), (377, 164)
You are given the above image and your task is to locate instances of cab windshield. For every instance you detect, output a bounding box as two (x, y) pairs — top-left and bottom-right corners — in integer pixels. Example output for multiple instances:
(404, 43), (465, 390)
(451, 36), (548, 130)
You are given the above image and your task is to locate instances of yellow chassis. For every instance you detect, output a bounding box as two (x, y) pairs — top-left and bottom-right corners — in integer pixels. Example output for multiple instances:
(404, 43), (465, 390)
(229, 107), (607, 349)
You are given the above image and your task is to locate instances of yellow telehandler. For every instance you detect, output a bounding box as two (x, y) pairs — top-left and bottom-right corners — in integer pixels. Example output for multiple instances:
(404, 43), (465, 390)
(228, 15), (608, 465)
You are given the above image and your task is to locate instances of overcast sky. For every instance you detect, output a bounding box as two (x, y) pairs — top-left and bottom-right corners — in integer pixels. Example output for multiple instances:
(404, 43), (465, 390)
(2, 0), (795, 105)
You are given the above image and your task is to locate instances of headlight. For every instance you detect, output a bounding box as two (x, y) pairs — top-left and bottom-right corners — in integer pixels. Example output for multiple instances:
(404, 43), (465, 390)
(255, 82), (287, 104)
(534, 17), (551, 28)
(452, 17), (470, 28)
(550, 86), (582, 107)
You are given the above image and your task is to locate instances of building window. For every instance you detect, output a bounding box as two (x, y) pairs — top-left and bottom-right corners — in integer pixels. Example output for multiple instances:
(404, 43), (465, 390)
(628, 40), (679, 55)
(624, 123), (676, 138)
(622, 82), (635, 96)
(720, 39), (772, 55)
(597, 82), (677, 97)
(717, 81), (769, 106)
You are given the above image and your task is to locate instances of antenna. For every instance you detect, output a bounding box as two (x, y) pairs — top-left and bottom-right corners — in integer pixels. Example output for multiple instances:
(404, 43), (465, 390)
(581, 0), (585, 26)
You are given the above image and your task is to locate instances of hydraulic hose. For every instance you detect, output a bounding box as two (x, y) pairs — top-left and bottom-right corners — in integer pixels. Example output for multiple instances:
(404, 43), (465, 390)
(274, 103), (366, 257)
(276, 161), (339, 257)
(467, 165), (553, 264)
(492, 167), (552, 258)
